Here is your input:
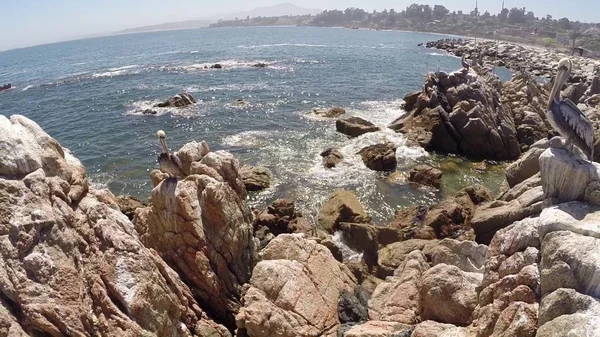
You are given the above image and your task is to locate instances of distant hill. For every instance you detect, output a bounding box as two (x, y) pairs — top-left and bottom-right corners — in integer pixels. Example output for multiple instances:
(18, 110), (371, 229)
(116, 20), (212, 35)
(114, 3), (321, 35)
(219, 3), (321, 20)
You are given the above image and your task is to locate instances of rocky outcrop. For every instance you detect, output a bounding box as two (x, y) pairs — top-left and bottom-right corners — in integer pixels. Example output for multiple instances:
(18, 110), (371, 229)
(471, 218), (541, 337)
(321, 148), (344, 168)
(337, 117), (380, 137)
(236, 234), (356, 337)
(318, 190), (371, 233)
(420, 264), (481, 326)
(0, 115), (229, 336)
(390, 67), (521, 160)
(501, 72), (550, 152)
(240, 165), (272, 191)
(504, 139), (548, 188)
(368, 251), (429, 324)
(425, 184), (494, 240)
(358, 143), (397, 172)
(115, 194), (146, 220)
(154, 92), (197, 108)
(539, 137), (600, 205)
(253, 199), (312, 248)
(342, 321), (412, 337)
(408, 165), (443, 189)
(134, 142), (257, 328)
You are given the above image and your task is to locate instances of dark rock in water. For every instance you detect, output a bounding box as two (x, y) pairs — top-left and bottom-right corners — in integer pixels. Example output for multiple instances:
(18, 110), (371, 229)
(336, 117), (380, 137)
(142, 109), (157, 115)
(115, 195), (146, 220)
(0, 83), (11, 91)
(210, 63), (223, 69)
(253, 63), (268, 68)
(154, 92), (197, 108)
(231, 98), (250, 108)
(417, 43), (423, 47)
(408, 165), (443, 189)
(240, 165), (272, 191)
(358, 143), (397, 171)
(338, 289), (369, 323)
(321, 148), (344, 168)
(311, 106), (346, 118)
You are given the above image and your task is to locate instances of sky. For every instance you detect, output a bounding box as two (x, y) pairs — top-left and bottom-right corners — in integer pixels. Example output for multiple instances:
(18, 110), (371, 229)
(1, 0), (598, 51)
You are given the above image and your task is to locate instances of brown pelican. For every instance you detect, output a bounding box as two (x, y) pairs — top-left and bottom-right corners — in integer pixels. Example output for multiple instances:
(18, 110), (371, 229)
(547, 58), (594, 161)
(157, 130), (184, 178)
(461, 55), (470, 69)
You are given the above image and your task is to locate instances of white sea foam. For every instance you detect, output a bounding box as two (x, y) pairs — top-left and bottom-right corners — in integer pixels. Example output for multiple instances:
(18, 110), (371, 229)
(21, 85), (34, 91)
(165, 59), (289, 72)
(222, 130), (271, 147)
(91, 65), (141, 78)
(238, 43), (328, 49)
(332, 231), (363, 261)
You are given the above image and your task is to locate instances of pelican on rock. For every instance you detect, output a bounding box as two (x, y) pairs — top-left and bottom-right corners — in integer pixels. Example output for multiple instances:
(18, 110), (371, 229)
(547, 58), (594, 161)
(157, 130), (184, 178)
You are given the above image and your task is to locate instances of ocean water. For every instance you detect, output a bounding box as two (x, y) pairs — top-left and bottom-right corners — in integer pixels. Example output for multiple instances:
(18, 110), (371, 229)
(0, 27), (510, 223)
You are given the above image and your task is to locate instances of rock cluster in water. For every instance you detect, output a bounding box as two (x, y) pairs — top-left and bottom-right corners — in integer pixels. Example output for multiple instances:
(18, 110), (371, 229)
(3, 39), (600, 337)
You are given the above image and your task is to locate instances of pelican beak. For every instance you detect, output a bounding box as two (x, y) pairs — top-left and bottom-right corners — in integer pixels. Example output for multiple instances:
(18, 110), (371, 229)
(549, 64), (570, 109)
(159, 137), (169, 154)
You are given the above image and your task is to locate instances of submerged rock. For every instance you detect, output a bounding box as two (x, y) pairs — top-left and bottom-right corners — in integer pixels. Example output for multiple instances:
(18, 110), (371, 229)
(337, 117), (380, 137)
(408, 164), (443, 189)
(321, 147), (344, 168)
(154, 92), (197, 108)
(358, 143), (397, 171)
(311, 106), (346, 118)
(211, 63), (223, 69)
(0, 115), (229, 336)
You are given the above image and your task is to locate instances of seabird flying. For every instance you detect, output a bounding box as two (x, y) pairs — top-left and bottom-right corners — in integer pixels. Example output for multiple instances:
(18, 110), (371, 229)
(547, 58), (595, 161)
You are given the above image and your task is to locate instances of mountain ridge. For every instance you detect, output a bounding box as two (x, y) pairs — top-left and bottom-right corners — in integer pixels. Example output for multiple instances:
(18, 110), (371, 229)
(114, 3), (321, 35)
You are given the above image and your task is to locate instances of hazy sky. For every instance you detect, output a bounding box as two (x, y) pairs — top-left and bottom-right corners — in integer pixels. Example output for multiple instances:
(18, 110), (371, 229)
(1, 0), (598, 51)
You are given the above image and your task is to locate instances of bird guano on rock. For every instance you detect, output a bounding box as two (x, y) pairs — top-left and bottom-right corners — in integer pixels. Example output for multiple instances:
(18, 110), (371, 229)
(157, 130), (184, 178)
(546, 58), (595, 161)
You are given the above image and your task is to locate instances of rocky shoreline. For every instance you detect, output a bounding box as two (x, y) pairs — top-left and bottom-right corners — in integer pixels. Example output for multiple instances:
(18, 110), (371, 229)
(2, 40), (600, 337)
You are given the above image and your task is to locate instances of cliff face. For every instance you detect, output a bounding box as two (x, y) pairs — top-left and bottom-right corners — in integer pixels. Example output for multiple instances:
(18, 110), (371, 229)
(0, 115), (229, 336)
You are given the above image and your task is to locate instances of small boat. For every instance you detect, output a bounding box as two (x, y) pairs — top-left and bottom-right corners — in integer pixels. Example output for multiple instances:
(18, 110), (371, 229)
(0, 83), (12, 91)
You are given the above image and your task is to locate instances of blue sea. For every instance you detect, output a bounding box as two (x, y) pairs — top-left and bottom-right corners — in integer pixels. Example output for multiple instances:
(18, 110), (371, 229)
(0, 27), (511, 223)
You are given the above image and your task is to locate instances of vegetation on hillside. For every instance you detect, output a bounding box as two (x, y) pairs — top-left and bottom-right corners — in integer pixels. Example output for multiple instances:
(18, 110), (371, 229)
(210, 4), (600, 55)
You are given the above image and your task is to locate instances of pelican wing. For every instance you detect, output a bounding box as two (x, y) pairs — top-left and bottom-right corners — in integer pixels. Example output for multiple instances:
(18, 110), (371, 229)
(558, 98), (595, 159)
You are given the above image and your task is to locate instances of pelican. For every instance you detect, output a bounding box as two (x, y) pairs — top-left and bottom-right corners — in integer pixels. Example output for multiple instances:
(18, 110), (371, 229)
(461, 55), (470, 69)
(547, 58), (594, 161)
(157, 130), (184, 178)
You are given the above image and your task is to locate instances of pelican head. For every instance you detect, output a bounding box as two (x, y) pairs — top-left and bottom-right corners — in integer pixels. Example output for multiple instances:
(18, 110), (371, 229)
(548, 58), (573, 109)
(157, 130), (169, 154)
